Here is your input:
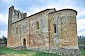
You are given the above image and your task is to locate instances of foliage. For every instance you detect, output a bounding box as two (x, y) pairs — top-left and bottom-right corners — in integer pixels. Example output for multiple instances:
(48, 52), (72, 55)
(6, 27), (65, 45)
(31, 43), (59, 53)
(0, 36), (7, 44)
(78, 36), (85, 45)
(2, 36), (7, 44)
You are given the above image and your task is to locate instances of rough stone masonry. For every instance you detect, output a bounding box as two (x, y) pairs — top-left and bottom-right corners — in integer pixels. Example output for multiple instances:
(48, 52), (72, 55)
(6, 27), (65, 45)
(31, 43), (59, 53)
(7, 6), (81, 56)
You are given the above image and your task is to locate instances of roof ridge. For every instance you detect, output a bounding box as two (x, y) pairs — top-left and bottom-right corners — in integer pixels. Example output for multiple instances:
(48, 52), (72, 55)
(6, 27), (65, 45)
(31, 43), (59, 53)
(49, 8), (77, 15)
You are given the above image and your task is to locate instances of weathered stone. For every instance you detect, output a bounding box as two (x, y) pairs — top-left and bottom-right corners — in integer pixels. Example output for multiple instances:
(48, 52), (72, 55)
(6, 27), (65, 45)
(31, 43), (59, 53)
(50, 48), (81, 56)
(7, 6), (81, 56)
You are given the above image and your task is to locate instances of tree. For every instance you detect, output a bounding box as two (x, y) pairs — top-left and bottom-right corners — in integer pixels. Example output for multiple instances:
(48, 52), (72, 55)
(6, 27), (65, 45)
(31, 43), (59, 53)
(2, 36), (7, 44)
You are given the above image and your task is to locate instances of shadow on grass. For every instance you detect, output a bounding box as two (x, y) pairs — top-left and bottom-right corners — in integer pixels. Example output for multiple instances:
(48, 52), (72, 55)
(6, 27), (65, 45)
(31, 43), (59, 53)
(0, 47), (61, 56)
(32, 51), (61, 56)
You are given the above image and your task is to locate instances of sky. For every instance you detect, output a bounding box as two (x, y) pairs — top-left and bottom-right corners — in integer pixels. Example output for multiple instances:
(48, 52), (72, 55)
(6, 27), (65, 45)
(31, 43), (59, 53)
(0, 0), (85, 38)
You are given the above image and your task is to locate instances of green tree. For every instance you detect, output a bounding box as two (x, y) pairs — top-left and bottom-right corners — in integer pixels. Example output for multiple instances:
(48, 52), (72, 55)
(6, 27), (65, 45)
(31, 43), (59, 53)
(2, 36), (7, 44)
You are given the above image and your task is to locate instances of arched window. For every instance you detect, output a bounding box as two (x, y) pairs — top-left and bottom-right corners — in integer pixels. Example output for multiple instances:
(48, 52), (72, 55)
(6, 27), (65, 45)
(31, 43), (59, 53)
(18, 13), (19, 18)
(16, 27), (18, 34)
(23, 38), (26, 47)
(21, 14), (22, 18)
(14, 10), (16, 16)
(53, 24), (56, 33)
(36, 22), (39, 30)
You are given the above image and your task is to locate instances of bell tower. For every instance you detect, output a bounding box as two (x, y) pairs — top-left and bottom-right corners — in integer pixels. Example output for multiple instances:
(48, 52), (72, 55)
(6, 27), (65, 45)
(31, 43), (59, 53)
(8, 6), (27, 25)
(8, 6), (14, 26)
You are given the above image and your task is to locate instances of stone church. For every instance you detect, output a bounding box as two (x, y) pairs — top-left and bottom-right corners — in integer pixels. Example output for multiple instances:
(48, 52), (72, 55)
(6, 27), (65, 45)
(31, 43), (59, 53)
(7, 6), (81, 56)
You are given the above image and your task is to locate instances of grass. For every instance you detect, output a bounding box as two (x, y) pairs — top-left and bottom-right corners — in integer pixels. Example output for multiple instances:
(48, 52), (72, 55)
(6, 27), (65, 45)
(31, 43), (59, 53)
(79, 44), (85, 56)
(0, 47), (61, 56)
(80, 49), (85, 56)
(79, 45), (85, 46)
(0, 47), (85, 56)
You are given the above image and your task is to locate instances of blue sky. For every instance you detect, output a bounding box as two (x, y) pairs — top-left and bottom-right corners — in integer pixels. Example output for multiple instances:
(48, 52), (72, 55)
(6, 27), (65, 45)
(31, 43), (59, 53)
(0, 0), (85, 38)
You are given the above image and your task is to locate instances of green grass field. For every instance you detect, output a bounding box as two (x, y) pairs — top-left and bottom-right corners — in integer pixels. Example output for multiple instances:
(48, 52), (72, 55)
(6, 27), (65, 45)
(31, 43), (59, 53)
(79, 44), (85, 56)
(0, 47), (85, 56)
(80, 49), (85, 56)
(0, 47), (61, 56)
(79, 45), (85, 46)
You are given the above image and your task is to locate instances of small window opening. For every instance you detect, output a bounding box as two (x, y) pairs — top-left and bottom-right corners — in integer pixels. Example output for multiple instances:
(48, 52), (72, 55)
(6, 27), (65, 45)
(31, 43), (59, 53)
(53, 24), (56, 33)
(14, 11), (16, 16)
(18, 13), (19, 18)
(21, 14), (22, 18)
(36, 22), (39, 30)
(54, 25), (56, 33)
(16, 27), (18, 34)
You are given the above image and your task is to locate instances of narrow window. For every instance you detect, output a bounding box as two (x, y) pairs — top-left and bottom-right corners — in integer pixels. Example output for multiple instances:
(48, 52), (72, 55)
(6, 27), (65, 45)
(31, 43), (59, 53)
(54, 25), (56, 33)
(53, 24), (56, 33)
(16, 27), (18, 34)
(21, 14), (22, 18)
(36, 22), (39, 30)
(23, 38), (26, 47)
(14, 11), (16, 16)
(18, 13), (19, 18)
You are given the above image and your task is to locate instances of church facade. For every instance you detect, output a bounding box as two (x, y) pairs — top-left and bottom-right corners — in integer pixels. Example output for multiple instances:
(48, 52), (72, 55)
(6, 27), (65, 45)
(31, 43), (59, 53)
(7, 6), (81, 56)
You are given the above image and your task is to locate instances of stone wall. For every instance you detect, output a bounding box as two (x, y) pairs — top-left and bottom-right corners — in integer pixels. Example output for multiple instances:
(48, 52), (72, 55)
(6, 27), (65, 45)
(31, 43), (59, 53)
(48, 10), (78, 49)
(50, 48), (81, 56)
(7, 6), (80, 56)
(7, 7), (56, 50)
(29, 11), (49, 50)
(0, 44), (6, 47)
(8, 6), (27, 25)
(7, 17), (29, 47)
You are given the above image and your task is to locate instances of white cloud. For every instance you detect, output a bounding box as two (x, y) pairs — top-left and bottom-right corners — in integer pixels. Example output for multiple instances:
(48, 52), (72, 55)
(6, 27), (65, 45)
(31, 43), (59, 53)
(77, 26), (85, 31)
(78, 31), (85, 36)
(0, 13), (8, 38)
(77, 19), (85, 27)
(77, 8), (85, 18)
(26, 0), (75, 15)
(27, 12), (32, 16)
(0, 30), (7, 38)
(0, 13), (8, 24)
(3, 0), (12, 4)
(27, 7), (46, 16)
(77, 18), (85, 36)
